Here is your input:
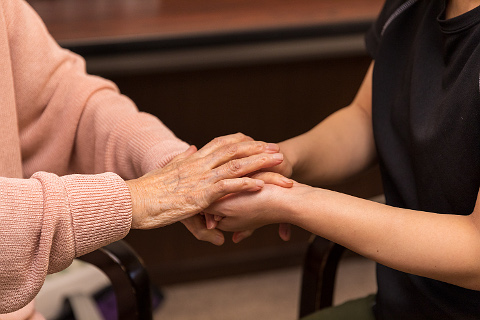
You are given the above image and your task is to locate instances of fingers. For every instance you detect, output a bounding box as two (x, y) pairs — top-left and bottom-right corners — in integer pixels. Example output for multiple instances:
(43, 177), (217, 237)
(181, 215), (225, 246)
(182, 214), (254, 245)
(250, 172), (294, 188)
(195, 133), (254, 157)
(257, 154), (294, 178)
(205, 177), (264, 206)
(196, 132), (279, 166)
(278, 223), (291, 241)
(212, 153), (284, 183)
(204, 141), (281, 170)
(204, 213), (218, 230)
(232, 229), (255, 243)
(234, 225), (289, 243)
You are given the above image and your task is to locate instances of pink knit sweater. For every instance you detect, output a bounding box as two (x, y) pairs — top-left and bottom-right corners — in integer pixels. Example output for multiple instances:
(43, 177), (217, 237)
(0, 0), (189, 317)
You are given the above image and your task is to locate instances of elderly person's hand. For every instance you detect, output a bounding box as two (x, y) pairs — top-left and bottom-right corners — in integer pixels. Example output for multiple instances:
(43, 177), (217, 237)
(126, 133), (284, 230)
(218, 140), (295, 243)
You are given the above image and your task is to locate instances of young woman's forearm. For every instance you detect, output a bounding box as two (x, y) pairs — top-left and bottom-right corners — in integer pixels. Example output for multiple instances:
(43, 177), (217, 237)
(280, 105), (376, 185)
(284, 187), (480, 290)
(279, 63), (376, 186)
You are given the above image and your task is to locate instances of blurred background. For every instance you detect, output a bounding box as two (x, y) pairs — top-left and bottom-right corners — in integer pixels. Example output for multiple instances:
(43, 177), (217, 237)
(28, 0), (383, 318)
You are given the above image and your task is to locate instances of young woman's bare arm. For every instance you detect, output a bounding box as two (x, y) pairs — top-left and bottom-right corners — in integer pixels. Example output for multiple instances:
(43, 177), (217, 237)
(278, 62), (377, 186)
(211, 183), (480, 291)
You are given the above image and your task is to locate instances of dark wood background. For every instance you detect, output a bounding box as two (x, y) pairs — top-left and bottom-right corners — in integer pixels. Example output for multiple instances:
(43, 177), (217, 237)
(29, 0), (382, 42)
(29, 0), (384, 285)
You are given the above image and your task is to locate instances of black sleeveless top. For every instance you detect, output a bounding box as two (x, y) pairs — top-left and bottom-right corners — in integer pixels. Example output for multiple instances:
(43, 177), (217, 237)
(366, 0), (480, 319)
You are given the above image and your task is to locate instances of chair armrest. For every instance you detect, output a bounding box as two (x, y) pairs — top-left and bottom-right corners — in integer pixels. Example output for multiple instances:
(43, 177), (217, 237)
(299, 235), (345, 318)
(77, 240), (153, 320)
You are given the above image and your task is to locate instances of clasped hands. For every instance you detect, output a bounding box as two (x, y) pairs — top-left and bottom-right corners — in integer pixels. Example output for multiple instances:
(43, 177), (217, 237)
(126, 133), (294, 245)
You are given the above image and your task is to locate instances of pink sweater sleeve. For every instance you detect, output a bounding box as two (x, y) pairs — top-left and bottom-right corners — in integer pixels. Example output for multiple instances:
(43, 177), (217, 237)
(0, 172), (132, 313)
(0, 0), (188, 313)
(8, 0), (189, 179)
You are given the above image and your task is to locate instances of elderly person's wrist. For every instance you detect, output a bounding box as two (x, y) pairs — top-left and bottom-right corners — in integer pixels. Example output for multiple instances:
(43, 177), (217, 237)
(126, 178), (144, 229)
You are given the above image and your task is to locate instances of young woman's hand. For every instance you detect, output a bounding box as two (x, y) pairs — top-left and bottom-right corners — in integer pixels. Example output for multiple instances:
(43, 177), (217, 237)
(205, 183), (290, 232)
(204, 171), (296, 242)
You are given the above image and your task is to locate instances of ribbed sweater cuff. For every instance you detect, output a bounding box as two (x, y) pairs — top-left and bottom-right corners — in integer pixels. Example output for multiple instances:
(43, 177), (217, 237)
(33, 172), (132, 257)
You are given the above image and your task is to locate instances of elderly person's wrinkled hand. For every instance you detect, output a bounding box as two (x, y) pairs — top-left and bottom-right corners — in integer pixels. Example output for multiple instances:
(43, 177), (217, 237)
(126, 133), (284, 230)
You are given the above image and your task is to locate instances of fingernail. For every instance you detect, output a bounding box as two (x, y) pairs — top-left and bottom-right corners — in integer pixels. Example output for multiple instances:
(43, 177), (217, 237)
(256, 180), (265, 187)
(282, 177), (293, 185)
(207, 220), (215, 229)
(266, 143), (280, 152)
(273, 153), (284, 160)
(284, 227), (291, 240)
(280, 227), (290, 241)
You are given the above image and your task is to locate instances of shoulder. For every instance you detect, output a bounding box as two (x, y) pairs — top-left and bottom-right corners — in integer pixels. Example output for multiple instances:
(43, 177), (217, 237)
(375, 0), (420, 35)
(366, 0), (421, 58)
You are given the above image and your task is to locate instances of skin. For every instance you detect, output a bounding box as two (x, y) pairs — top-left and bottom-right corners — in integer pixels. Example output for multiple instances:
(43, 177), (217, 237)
(207, 57), (480, 291)
(126, 133), (286, 247)
(200, 170), (294, 244)
(446, 0), (480, 19)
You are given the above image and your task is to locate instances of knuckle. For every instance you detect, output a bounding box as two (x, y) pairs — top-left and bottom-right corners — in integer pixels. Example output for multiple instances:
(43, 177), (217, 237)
(215, 180), (228, 193)
(184, 194), (196, 206)
(255, 142), (265, 152)
(257, 156), (268, 165)
(212, 136), (226, 147)
(234, 132), (246, 139)
(226, 159), (243, 174)
(224, 144), (238, 157)
(232, 132), (253, 142)
(236, 132), (253, 141)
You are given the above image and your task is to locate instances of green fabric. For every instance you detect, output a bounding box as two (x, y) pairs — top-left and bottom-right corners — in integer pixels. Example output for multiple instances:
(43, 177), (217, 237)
(300, 294), (376, 320)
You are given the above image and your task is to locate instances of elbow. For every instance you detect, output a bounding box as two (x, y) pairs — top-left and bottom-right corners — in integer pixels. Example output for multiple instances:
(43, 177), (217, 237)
(454, 270), (480, 291)
(0, 288), (38, 314)
(455, 213), (480, 290)
(446, 244), (480, 290)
